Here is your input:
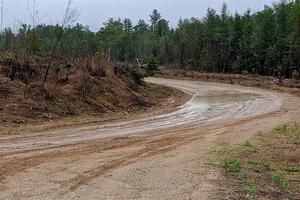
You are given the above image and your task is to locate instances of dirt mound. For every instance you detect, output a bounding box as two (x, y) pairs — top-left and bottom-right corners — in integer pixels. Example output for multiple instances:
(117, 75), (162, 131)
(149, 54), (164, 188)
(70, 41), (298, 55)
(0, 59), (172, 125)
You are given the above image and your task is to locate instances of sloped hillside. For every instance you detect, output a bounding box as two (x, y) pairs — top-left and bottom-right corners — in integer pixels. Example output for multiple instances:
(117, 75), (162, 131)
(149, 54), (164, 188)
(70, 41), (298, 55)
(0, 59), (181, 125)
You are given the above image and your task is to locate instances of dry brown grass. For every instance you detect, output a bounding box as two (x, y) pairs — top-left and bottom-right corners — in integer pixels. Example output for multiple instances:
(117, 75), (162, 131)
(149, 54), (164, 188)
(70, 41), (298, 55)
(0, 59), (178, 125)
(160, 67), (300, 94)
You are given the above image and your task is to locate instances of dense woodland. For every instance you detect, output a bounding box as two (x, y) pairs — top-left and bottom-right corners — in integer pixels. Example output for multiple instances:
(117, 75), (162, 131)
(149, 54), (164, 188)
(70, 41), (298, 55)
(0, 0), (300, 79)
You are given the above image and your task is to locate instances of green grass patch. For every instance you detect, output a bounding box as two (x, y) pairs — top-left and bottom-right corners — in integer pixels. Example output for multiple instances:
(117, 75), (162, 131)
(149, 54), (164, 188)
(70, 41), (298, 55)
(248, 159), (259, 165)
(209, 122), (299, 199)
(275, 123), (289, 134)
(286, 167), (298, 173)
(275, 123), (300, 139)
(223, 157), (242, 173)
(241, 185), (256, 195)
(219, 140), (256, 154)
(262, 161), (271, 171)
(204, 158), (216, 166)
(243, 140), (256, 148)
(273, 170), (289, 189)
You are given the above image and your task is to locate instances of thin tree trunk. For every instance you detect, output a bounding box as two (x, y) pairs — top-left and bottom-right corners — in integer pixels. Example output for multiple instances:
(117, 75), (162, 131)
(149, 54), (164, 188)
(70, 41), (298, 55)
(42, 30), (63, 87)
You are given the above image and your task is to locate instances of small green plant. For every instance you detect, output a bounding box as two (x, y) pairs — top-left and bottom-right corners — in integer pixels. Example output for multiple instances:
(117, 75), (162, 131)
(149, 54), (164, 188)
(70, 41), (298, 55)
(275, 123), (288, 135)
(248, 159), (259, 165)
(204, 158), (215, 166)
(223, 157), (230, 167)
(275, 123), (300, 139)
(241, 185), (256, 195)
(273, 170), (288, 189)
(286, 167), (298, 173)
(262, 161), (271, 171)
(243, 140), (256, 148)
(223, 157), (242, 173)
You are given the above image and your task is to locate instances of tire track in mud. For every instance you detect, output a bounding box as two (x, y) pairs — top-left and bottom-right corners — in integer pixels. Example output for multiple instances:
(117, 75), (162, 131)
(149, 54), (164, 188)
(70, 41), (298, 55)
(0, 126), (203, 182)
(0, 122), (224, 193)
(60, 134), (200, 193)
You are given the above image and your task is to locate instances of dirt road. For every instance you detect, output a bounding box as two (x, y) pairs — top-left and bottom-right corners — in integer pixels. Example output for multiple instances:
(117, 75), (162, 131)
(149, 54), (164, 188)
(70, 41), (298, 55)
(0, 78), (299, 200)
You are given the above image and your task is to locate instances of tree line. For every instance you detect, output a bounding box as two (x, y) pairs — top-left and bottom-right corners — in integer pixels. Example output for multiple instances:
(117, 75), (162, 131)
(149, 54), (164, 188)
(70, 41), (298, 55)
(0, 0), (299, 79)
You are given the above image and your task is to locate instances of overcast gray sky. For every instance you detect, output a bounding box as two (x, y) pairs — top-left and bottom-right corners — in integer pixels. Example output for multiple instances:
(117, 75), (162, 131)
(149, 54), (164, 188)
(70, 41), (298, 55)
(5, 0), (276, 31)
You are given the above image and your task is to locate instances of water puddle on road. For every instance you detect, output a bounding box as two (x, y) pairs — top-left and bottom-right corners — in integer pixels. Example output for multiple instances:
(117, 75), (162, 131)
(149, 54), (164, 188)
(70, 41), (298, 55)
(148, 91), (262, 129)
(190, 92), (260, 107)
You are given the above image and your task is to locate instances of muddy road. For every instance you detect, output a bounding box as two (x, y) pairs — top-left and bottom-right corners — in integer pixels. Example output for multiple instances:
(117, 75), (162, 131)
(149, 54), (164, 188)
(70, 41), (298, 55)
(0, 78), (281, 155)
(0, 78), (299, 200)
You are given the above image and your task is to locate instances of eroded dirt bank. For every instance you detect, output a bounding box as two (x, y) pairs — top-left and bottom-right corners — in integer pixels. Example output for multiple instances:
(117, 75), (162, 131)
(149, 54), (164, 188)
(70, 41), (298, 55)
(0, 78), (299, 200)
(159, 67), (300, 93)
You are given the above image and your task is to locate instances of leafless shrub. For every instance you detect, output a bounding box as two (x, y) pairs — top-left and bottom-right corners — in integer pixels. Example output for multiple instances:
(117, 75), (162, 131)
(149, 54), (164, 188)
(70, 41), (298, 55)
(78, 74), (93, 98)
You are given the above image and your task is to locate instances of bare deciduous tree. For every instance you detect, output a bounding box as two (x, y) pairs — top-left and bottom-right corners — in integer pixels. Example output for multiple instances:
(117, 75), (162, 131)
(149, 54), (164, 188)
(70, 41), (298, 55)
(0, 0), (4, 32)
(42, 0), (78, 87)
(27, 0), (39, 28)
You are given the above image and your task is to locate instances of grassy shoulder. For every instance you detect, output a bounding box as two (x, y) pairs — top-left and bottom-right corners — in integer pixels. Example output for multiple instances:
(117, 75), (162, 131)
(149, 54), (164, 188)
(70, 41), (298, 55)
(205, 123), (300, 199)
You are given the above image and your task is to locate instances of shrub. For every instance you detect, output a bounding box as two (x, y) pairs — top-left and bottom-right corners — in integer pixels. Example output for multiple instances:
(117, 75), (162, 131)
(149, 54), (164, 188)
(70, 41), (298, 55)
(131, 66), (146, 84)
(79, 74), (93, 98)
(89, 65), (106, 77)
(113, 65), (127, 76)
(145, 56), (158, 76)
